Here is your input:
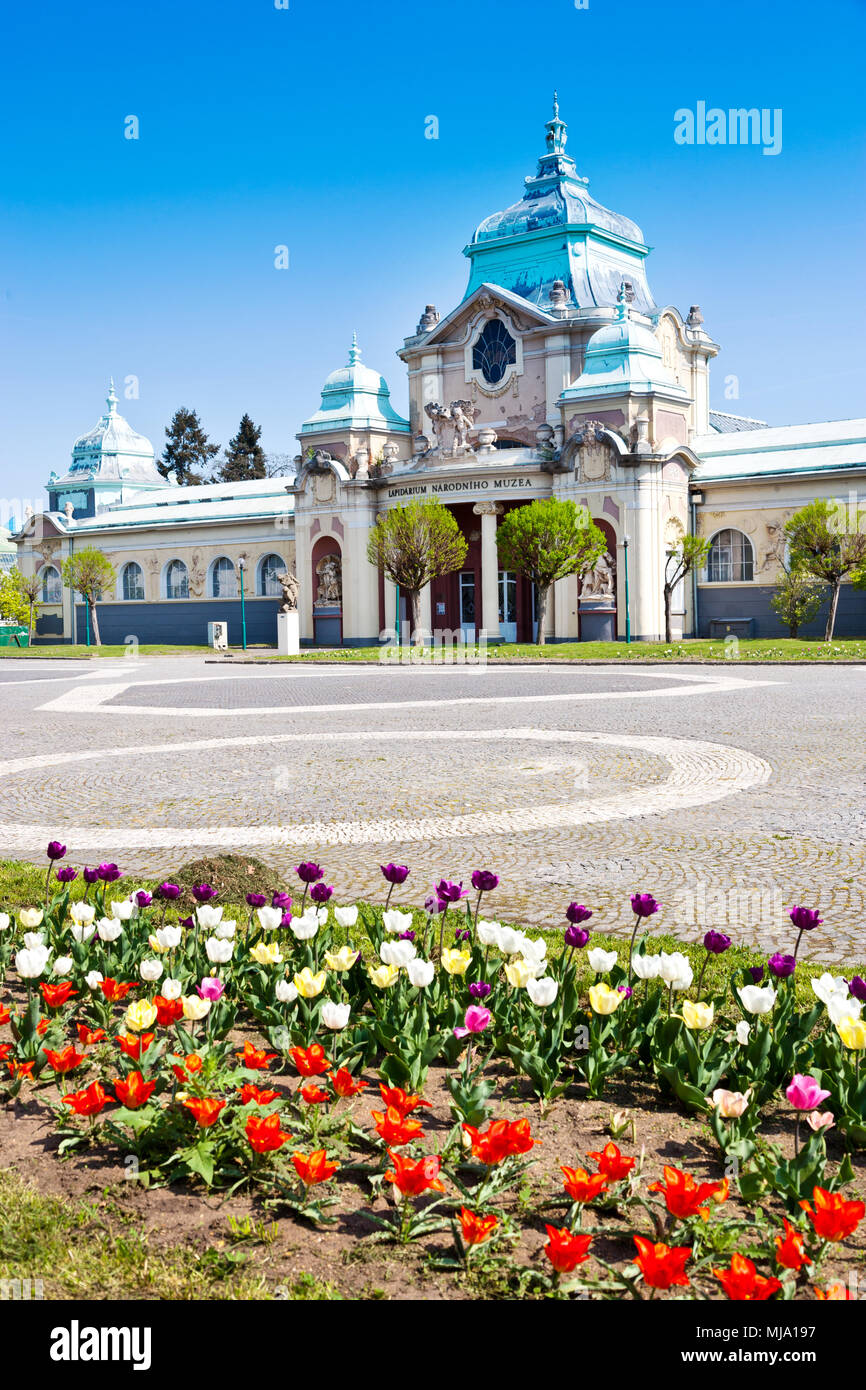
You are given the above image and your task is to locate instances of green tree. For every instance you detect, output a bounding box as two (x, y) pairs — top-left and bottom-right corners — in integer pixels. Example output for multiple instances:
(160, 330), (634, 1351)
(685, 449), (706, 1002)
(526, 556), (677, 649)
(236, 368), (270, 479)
(784, 499), (866, 640)
(158, 408), (220, 486)
(16, 570), (41, 638)
(496, 498), (606, 646)
(366, 495), (468, 644)
(217, 414), (266, 482)
(663, 531), (711, 643)
(770, 561), (824, 638)
(0, 567), (30, 627)
(61, 548), (116, 647)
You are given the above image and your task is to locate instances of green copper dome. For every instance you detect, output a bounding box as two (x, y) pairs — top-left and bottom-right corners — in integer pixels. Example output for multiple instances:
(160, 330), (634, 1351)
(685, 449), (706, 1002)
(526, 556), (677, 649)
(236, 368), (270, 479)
(300, 335), (410, 438)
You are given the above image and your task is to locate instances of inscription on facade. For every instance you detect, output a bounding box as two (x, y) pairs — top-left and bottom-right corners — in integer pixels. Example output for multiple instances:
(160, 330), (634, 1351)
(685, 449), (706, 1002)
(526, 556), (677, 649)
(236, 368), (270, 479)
(386, 476), (535, 500)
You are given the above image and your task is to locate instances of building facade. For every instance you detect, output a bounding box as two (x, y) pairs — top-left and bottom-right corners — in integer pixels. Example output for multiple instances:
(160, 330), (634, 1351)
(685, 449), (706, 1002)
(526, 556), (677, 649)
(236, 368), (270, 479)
(14, 104), (866, 645)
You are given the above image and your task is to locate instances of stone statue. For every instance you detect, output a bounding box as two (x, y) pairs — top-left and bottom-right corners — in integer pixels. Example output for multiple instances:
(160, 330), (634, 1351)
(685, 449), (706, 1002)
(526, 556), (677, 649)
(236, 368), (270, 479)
(424, 400), (476, 456)
(276, 570), (299, 612)
(316, 555), (342, 605)
(582, 552), (615, 599)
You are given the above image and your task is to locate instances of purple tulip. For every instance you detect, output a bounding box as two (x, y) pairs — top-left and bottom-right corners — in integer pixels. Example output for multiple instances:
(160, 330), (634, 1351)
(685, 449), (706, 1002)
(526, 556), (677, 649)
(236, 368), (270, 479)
(454, 1005), (491, 1039)
(769, 952), (797, 979)
(296, 862), (324, 885)
(46, 841), (67, 861)
(398, 929), (416, 942)
(748, 965), (765, 983)
(179, 915), (195, 930)
(280, 910), (293, 928)
(566, 903), (593, 925)
(789, 906), (822, 932)
(564, 924), (590, 949)
(454, 927), (471, 944)
(380, 864), (410, 885)
(617, 985), (634, 999)
(157, 882), (181, 901)
(435, 879), (468, 904)
(471, 870), (499, 893)
(83, 867), (100, 885)
(631, 892), (660, 919)
(703, 929), (732, 954)
(310, 882), (333, 904)
(848, 976), (866, 1004)
(192, 883), (217, 903)
(246, 893), (267, 909)
(135, 891), (153, 909)
(197, 977), (226, 1002)
(56, 866), (78, 884)
(469, 981), (492, 1000)
(424, 894), (448, 916)
(272, 891), (292, 910)
(97, 863), (122, 883)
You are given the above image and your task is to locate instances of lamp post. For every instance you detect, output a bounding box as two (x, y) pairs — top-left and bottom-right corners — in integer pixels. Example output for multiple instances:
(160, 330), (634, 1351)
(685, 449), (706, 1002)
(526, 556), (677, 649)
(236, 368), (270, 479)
(84, 595), (91, 648)
(237, 557), (247, 652)
(620, 535), (631, 645)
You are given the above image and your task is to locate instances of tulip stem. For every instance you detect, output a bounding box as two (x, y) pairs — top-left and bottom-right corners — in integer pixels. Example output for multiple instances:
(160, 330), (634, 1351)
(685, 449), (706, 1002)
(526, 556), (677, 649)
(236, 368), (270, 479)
(695, 951), (710, 1001)
(626, 914), (640, 988)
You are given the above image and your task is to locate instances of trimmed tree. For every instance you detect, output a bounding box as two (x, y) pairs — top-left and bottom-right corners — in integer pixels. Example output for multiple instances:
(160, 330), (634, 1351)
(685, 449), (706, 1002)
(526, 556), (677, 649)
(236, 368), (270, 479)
(61, 548), (116, 647)
(496, 498), (607, 646)
(770, 562), (824, 638)
(0, 567), (30, 628)
(784, 500), (866, 640)
(217, 414), (266, 482)
(663, 532), (711, 643)
(158, 407), (220, 486)
(366, 495), (468, 645)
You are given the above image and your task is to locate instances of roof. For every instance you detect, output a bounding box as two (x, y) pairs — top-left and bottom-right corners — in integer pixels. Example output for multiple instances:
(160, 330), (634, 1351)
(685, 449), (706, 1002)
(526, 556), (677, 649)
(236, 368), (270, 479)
(693, 418), (866, 480)
(49, 382), (162, 489)
(561, 292), (688, 402)
(708, 410), (769, 433)
(33, 476), (296, 534)
(300, 335), (409, 437)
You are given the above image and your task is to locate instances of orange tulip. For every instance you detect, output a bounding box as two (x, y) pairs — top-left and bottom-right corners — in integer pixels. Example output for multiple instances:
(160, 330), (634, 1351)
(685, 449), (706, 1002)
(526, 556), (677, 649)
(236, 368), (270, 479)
(587, 1141), (636, 1182)
(378, 1084), (430, 1116)
(560, 1166), (609, 1204)
(648, 1166), (729, 1221)
(246, 1112), (292, 1153)
(42, 1045), (85, 1075)
(371, 1106), (424, 1146)
(462, 1118), (536, 1166)
(182, 1096), (226, 1127)
(775, 1219), (812, 1271)
(112, 1071), (157, 1110)
(300, 1083), (330, 1105)
(289, 1043), (330, 1077)
(62, 1081), (109, 1117)
(115, 1032), (155, 1060)
(7, 1059), (35, 1080)
(458, 1207), (498, 1247)
(100, 978), (138, 1003)
(543, 1225), (592, 1274)
(633, 1235), (692, 1290)
(292, 1149), (339, 1185)
(40, 981), (78, 1009)
(799, 1186), (865, 1242)
(331, 1068), (367, 1098)
(154, 995), (184, 1027)
(714, 1253), (782, 1301)
(76, 1024), (106, 1047)
(237, 1083), (281, 1105)
(814, 1281), (854, 1299)
(384, 1149), (445, 1196)
(236, 1040), (277, 1071)
(0, 1003), (10, 1026)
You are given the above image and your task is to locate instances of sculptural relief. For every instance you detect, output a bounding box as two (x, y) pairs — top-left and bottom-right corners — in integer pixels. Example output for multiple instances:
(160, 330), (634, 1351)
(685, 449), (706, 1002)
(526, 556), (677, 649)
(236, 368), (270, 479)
(581, 551), (615, 600)
(276, 570), (299, 612)
(424, 400), (477, 457)
(315, 554), (342, 605)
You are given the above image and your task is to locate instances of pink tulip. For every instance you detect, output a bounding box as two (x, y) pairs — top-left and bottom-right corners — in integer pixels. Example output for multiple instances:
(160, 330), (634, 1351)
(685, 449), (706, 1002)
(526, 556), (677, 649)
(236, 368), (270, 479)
(806, 1110), (835, 1132)
(454, 1005), (491, 1039)
(197, 976), (226, 1002)
(786, 1074), (830, 1111)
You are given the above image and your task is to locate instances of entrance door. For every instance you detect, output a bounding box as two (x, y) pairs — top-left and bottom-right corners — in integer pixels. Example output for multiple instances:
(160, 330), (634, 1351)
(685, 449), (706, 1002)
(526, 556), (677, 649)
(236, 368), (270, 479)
(498, 570), (517, 642)
(458, 570), (476, 642)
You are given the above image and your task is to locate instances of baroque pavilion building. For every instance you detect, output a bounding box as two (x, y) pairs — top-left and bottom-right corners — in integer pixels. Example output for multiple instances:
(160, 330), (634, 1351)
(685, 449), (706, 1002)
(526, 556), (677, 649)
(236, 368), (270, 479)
(14, 103), (866, 646)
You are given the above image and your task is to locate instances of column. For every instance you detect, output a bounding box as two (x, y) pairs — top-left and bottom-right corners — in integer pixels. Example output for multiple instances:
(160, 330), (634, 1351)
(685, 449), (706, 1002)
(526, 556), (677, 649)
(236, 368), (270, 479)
(473, 502), (502, 642)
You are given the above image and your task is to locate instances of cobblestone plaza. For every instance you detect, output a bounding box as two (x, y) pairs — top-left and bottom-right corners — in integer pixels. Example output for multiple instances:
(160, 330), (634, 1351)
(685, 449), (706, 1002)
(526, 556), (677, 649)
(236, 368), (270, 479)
(2, 657), (863, 961)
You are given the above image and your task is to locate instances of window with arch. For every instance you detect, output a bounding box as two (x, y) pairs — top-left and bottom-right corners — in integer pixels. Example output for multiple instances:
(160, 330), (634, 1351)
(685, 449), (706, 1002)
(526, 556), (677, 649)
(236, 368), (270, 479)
(121, 561), (144, 601)
(472, 319), (517, 386)
(210, 557), (237, 598)
(258, 553), (285, 597)
(41, 565), (62, 604)
(707, 529), (754, 583)
(165, 560), (189, 599)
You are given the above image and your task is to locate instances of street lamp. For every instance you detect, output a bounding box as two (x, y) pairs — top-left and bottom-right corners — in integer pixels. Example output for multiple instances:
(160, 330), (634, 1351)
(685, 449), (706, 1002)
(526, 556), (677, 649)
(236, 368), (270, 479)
(237, 557), (247, 652)
(620, 534), (631, 645)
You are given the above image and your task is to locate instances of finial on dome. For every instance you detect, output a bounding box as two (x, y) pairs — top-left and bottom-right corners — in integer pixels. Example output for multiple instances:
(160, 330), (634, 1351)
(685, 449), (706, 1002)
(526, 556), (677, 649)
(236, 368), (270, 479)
(106, 378), (118, 415)
(348, 331), (361, 366)
(553, 90), (559, 119)
(545, 94), (567, 156)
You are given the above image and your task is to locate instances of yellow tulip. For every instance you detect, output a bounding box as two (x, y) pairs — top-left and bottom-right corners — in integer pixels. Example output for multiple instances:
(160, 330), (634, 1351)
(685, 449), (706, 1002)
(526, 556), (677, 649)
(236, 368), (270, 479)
(441, 948), (471, 977)
(324, 946), (360, 972)
(682, 1001), (714, 1031)
(837, 1015), (866, 1050)
(181, 995), (210, 1021)
(589, 982), (622, 1015)
(293, 967), (327, 998)
(19, 908), (44, 929)
(368, 963), (400, 989)
(504, 958), (534, 989)
(251, 941), (283, 966)
(125, 999), (158, 1032)
(147, 934), (167, 954)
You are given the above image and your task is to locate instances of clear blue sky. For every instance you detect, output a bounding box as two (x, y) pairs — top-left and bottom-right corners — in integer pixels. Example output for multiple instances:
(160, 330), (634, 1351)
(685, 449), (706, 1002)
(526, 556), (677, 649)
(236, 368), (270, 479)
(1, 0), (864, 513)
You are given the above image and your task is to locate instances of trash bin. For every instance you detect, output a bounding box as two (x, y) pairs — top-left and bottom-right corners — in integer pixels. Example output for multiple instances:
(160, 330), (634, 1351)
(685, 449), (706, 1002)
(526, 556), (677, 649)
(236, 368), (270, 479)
(0, 625), (30, 647)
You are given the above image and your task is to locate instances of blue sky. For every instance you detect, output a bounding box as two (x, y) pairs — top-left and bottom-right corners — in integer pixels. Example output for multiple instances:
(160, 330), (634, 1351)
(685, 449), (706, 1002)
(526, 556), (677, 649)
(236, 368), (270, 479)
(1, 0), (864, 513)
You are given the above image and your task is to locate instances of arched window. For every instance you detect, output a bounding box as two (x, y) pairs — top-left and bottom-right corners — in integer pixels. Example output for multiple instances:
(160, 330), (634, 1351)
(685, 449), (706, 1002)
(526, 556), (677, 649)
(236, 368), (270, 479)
(121, 561), (144, 601)
(41, 565), (62, 603)
(258, 553), (285, 596)
(165, 560), (189, 599)
(707, 529), (754, 583)
(210, 557), (238, 598)
(472, 319), (517, 386)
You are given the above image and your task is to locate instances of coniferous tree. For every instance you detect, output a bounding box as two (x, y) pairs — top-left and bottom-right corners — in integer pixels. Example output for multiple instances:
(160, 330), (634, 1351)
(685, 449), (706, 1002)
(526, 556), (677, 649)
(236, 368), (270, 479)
(217, 414), (267, 482)
(158, 408), (220, 486)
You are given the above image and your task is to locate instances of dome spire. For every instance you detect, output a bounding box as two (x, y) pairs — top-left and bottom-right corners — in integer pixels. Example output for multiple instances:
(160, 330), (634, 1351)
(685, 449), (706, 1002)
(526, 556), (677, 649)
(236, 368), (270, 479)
(545, 92), (568, 157)
(348, 331), (361, 366)
(106, 377), (118, 416)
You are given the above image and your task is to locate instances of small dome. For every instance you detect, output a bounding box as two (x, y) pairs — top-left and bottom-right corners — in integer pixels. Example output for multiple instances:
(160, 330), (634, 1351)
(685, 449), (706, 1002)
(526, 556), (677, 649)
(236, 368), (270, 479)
(65, 381), (161, 485)
(300, 335), (410, 437)
(561, 288), (688, 402)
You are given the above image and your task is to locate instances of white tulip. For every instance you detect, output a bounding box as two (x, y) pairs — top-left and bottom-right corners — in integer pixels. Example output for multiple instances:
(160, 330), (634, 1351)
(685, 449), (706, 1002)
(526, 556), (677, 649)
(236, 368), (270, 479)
(321, 1001), (351, 1030)
(811, 972), (849, 1007)
(96, 918), (123, 943)
(334, 906), (359, 928)
(182, 995), (211, 1021)
(139, 958), (164, 983)
(162, 977), (182, 1000)
(109, 898), (138, 922)
(52, 956), (74, 976)
(205, 935), (233, 964)
(18, 908), (44, 929)
(406, 957), (435, 988)
(16, 945), (50, 979)
(71, 923), (96, 944)
(380, 939), (416, 967)
(214, 919), (237, 940)
(155, 925), (182, 951)
(739, 984), (777, 1015)
(383, 909), (414, 935)
(527, 976), (558, 1007)
(0, 913), (11, 931)
(291, 912), (319, 941)
(657, 952), (693, 990)
(195, 904), (223, 929)
(588, 947), (618, 974)
(828, 993), (862, 1026)
(314, 907), (329, 925)
(256, 905), (283, 932)
(85, 970), (104, 990)
(631, 953), (661, 980)
(476, 920), (502, 948)
(22, 931), (45, 950)
(521, 937), (547, 966)
(69, 902), (96, 926)
(498, 927), (525, 955)
(736, 1020), (751, 1046)
(276, 979), (298, 1004)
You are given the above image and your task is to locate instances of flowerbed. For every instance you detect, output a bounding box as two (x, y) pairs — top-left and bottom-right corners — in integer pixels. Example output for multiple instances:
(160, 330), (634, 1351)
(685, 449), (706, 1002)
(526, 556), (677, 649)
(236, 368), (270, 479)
(1, 847), (864, 1301)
